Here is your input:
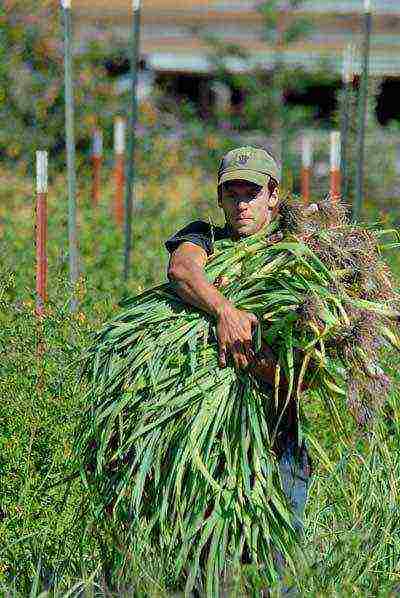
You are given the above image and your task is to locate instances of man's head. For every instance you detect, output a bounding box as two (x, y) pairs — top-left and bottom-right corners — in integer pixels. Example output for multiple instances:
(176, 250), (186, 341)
(217, 147), (280, 238)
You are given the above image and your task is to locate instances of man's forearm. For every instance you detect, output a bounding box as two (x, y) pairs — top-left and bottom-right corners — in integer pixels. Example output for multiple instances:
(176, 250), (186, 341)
(168, 248), (259, 369)
(169, 263), (231, 319)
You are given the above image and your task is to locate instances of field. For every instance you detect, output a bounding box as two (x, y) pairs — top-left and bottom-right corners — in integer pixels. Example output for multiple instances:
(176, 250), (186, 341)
(1, 137), (400, 596)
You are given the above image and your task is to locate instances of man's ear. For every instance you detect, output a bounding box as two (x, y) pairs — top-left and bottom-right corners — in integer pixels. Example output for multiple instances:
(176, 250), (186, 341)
(217, 186), (222, 207)
(267, 185), (279, 208)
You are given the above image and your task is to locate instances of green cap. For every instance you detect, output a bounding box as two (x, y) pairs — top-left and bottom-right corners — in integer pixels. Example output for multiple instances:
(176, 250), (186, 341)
(217, 146), (281, 187)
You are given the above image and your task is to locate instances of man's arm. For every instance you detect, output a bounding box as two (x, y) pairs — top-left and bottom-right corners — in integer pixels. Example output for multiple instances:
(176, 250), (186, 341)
(167, 243), (311, 390)
(167, 242), (258, 369)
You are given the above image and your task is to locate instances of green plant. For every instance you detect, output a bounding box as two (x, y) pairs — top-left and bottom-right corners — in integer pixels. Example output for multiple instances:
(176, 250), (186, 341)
(0, 0), (118, 166)
(77, 198), (400, 594)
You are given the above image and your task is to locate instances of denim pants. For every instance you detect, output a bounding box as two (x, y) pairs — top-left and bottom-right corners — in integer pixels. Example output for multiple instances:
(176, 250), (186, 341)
(278, 438), (311, 535)
(272, 438), (311, 595)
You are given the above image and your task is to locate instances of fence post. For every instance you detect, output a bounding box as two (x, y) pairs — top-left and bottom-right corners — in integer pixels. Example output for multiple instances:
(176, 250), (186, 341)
(354, 0), (372, 221)
(124, 0), (142, 282)
(330, 131), (341, 202)
(114, 117), (126, 227)
(61, 0), (79, 311)
(341, 43), (355, 200)
(91, 128), (103, 207)
(36, 152), (48, 317)
(301, 134), (312, 204)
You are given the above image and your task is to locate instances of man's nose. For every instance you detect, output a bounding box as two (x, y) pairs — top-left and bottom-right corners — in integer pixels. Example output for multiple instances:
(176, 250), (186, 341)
(236, 198), (249, 210)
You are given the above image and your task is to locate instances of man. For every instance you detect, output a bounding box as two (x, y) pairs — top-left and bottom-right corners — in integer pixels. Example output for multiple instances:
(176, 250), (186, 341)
(166, 146), (311, 588)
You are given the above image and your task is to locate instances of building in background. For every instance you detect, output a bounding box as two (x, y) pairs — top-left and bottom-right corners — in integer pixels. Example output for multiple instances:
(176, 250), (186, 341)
(74, 0), (400, 124)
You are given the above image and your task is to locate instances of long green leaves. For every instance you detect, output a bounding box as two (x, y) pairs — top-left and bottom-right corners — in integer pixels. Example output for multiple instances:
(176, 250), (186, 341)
(76, 207), (400, 593)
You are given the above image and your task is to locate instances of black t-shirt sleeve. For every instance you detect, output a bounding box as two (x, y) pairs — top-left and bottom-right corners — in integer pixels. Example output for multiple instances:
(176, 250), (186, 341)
(165, 221), (215, 256)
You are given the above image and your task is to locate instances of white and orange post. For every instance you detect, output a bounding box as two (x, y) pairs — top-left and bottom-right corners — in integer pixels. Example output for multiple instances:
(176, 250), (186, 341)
(91, 128), (103, 208)
(341, 43), (355, 199)
(301, 134), (313, 204)
(114, 117), (126, 227)
(35, 151), (48, 317)
(330, 131), (341, 202)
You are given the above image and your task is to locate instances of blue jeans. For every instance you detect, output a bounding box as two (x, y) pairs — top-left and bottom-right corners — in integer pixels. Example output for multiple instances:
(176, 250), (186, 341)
(278, 438), (311, 535)
(272, 438), (311, 595)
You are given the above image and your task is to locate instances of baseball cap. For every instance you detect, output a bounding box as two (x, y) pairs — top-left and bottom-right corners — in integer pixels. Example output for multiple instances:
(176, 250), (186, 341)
(217, 146), (281, 187)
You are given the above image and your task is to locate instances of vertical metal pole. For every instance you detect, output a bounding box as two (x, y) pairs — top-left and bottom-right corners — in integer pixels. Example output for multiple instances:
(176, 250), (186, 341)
(353, 0), (372, 221)
(341, 43), (355, 200)
(124, 0), (142, 282)
(330, 131), (341, 202)
(36, 152), (48, 317)
(276, 6), (286, 186)
(114, 117), (126, 227)
(301, 134), (312, 204)
(91, 128), (103, 207)
(61, 0), (79, 311)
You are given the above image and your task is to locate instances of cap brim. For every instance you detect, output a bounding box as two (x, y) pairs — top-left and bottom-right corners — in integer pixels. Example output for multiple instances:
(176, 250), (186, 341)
(218, 169), (270, 187)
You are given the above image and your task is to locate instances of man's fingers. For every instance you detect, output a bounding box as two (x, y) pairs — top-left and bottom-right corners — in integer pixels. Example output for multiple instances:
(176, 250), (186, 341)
(220, 334), (258, 370)
(232, 341), (250, 370)
(249, 313), (258, 325)
(234, 353), (248, 370)
(243, 340), (255, 364)
(219, 345), (227, 368)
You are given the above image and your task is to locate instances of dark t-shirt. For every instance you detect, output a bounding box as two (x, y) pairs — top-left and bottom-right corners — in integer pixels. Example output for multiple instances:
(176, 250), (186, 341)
(165, 220), (306, 459)
(165, 220), (230, 256)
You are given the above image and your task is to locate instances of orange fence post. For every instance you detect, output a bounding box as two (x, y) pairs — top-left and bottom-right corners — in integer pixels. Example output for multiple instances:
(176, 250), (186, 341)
(36, 151), (48, 317)
(330, 131), (341, 202)
(114, 117), (126, 227)
(301, 134), (312, 204)
(36, 152), (47, 316)
(35, 151), (48, 391)
(91, 128), (103, 207)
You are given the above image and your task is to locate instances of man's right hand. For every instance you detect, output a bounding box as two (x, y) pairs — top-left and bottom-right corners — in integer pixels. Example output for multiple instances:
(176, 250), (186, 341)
(216, 305), (258, 370)
(167, 242), (258, 370)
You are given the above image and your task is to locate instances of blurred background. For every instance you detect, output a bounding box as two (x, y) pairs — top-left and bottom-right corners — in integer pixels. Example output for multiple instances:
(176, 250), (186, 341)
(2, 3), (400, 594)
(2, 0), (400, 206)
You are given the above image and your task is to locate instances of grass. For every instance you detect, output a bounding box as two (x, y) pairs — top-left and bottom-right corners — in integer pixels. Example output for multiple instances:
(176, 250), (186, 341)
(1, 148), (400, 596)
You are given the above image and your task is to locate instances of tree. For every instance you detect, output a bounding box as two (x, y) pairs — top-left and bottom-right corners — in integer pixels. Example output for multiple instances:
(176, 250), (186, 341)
(335, 78), (398, 211)
(0, 0), (118, 166)
(203, 0), (315, 186)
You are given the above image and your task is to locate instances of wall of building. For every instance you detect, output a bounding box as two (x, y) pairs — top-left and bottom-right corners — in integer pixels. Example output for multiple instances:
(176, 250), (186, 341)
(74, 0), (400, 76)
(73, 1), (400, 124)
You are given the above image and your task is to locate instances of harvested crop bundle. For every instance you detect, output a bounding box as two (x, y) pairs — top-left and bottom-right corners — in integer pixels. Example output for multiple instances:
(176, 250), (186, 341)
(77, 198), (400, 594)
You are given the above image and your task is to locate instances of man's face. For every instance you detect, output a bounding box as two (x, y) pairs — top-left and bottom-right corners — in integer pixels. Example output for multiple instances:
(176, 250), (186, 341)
(219, 179), (279, 238)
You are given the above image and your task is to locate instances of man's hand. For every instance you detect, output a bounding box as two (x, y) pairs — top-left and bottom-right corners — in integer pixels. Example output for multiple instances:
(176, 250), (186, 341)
(217, 305), (258, 369)
(249, 342), (281, 387)
(250, 342), (313, 394)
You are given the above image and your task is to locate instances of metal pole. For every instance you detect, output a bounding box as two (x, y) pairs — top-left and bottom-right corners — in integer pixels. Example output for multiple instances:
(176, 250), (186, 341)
(341, 43), (355, 200)
(276, 6), (286, 186)
(123, 0), (142, 282)
(353, 0), (372, 221)
(36, 151), (48, 317)
(61, 0), (79, 311)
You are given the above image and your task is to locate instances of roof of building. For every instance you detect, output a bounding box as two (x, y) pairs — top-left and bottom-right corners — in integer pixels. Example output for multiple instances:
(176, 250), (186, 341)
(74, 0), (400, 76)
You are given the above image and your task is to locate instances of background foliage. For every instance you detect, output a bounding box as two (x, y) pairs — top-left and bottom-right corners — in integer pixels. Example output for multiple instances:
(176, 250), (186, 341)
(0, 0), (119, 165)
(1, 0), (400, 594)
(1, 136), (400, 594)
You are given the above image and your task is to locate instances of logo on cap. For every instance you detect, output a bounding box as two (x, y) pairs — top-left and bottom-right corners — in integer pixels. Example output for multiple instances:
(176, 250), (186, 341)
(236, 154), (250, 166)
